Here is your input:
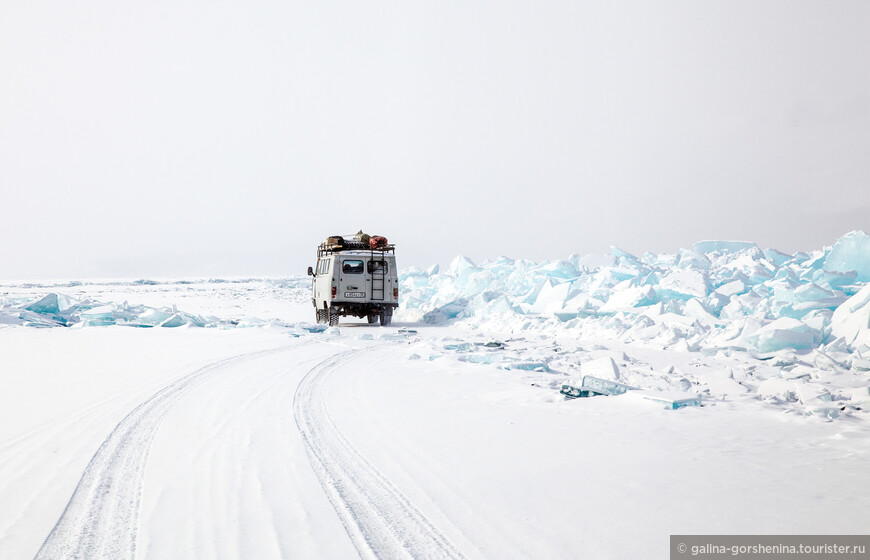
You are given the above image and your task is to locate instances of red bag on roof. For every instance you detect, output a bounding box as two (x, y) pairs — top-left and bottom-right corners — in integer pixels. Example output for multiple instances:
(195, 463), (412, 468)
(369, 236), (388, 249)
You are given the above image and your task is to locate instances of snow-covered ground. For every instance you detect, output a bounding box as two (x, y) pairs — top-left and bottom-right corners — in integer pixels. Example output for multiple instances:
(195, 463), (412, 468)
(2, 233), (870, 559)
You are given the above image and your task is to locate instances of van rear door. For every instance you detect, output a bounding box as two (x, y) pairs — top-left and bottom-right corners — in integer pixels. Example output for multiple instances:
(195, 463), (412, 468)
(338, 257), (366, 301)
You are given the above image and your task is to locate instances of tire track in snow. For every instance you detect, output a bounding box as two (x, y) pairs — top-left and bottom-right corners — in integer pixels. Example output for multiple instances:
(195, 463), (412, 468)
(33, 344), (300, 560)
(294, 348), (467, 560)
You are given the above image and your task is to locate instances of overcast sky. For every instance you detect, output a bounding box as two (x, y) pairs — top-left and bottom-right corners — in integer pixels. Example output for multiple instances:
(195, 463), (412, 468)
(2, 1), (868, 279)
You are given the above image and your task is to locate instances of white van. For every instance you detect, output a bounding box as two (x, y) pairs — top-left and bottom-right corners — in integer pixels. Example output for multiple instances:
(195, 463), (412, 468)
(307, 237), (399, 326)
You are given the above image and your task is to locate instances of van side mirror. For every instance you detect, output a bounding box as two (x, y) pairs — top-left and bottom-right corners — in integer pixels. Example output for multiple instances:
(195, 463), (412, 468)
(307, 266), (315, 277)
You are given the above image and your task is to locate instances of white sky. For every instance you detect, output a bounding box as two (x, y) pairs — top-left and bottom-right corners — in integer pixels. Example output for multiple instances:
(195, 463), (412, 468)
(2, 1), (869, 279)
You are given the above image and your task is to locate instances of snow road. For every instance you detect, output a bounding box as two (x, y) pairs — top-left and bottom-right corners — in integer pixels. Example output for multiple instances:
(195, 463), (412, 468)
(137, 339), (360, 559)
(25, 334), (468, 560)
(2, 325), (869, 559)
(34, 346), (302, 560)
(295, 346), (467, 560)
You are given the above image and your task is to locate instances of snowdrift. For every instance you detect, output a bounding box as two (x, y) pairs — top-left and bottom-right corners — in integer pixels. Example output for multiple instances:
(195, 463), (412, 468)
(398, 231), (870, 357)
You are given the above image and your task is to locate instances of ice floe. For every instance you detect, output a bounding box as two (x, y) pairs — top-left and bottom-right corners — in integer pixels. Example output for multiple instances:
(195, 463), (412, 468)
(0, 278), (310, 329)
(398, 231), (870, 357)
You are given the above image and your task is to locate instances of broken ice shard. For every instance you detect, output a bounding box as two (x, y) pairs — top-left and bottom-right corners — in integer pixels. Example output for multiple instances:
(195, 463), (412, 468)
(825, 230), (870, 282)
(581, 376), (635, 395)
(692, 240), (758, 255)
(627, 390), (702, 409)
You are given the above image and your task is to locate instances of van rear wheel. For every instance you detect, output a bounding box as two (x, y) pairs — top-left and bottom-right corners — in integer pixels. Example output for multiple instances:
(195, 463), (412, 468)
(378, 309), (392, 326)
(328, 307), (340, 326)
(316, 309), (327, 324)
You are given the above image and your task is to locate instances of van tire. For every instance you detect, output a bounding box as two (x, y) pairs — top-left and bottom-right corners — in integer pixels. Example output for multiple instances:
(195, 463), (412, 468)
(328, 307), (340, 326)
(378, 309), (392, 326)
(316, 309), (327, 324)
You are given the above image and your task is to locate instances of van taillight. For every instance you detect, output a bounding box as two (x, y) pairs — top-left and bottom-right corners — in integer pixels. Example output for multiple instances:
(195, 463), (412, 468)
(393, 287), (399, 299)
(331, 286), (337, 299)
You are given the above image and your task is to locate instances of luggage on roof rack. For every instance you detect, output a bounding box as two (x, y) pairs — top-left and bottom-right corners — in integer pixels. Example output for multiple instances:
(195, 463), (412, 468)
(325, 235), (346, 250)
(369, 235), (388, 249)
(319, 233), (393, 255)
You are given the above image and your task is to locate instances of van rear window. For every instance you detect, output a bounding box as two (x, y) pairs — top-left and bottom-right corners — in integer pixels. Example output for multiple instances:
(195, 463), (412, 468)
(342, 260), (364, 274)
(368, 260), (388, 274)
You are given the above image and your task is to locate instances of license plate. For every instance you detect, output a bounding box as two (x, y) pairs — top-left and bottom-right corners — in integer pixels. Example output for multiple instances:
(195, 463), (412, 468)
(344, 292), (365, 298)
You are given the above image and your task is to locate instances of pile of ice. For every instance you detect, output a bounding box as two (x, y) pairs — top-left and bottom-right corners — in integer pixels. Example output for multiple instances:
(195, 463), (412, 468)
(0, 292), (273, 329)
(398, 231), (870, 358)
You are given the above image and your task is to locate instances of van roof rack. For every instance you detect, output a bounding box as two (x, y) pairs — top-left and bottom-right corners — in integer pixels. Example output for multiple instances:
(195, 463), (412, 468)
(317, 236), (395, 258)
